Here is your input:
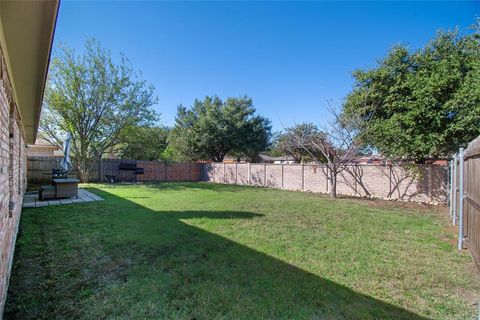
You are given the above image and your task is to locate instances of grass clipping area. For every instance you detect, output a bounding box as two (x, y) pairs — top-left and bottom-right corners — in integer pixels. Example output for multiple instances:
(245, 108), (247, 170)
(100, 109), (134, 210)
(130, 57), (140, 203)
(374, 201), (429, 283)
(5, 182), (479, 319)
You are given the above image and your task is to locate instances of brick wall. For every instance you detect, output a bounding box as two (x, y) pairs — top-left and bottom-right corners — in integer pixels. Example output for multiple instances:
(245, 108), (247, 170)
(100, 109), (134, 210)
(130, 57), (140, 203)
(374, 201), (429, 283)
(0, 47), (27, 315)
(202, 163), (448, 204)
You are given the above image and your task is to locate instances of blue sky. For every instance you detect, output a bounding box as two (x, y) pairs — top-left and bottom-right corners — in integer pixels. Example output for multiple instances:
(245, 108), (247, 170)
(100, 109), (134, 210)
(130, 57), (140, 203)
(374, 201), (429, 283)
(54, 1), (479, 132)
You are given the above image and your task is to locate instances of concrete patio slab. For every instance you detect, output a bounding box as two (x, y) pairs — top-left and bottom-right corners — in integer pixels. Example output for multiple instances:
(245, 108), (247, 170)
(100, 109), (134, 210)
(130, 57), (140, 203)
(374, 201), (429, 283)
(22, 189), (103, 208)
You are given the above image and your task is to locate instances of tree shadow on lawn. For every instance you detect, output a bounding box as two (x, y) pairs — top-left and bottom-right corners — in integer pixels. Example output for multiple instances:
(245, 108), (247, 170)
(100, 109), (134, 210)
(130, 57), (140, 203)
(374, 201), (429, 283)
(143, 181), (252, 192)
(5, 188), (430, 320)
(91, 182), (247, 197)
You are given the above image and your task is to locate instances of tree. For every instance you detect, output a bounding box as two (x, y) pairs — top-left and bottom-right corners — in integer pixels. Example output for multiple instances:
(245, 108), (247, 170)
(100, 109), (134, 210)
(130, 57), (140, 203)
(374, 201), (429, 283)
(290, 105), (364, 198)
(273, 123), (325, 163)
(342, 25), (480, 162)
(117, 125), (169, 161)
(40, 38), (157, 181)
(168, 96), (271, 162)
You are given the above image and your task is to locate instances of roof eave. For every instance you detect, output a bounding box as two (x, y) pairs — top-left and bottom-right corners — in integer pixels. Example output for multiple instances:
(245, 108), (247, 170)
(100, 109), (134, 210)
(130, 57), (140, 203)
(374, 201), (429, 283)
(0, 0), (60, 144)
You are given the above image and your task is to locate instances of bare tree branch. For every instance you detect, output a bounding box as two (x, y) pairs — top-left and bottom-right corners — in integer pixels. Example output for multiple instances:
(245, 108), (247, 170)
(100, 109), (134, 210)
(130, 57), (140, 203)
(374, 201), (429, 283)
(288, 102), (365, 197)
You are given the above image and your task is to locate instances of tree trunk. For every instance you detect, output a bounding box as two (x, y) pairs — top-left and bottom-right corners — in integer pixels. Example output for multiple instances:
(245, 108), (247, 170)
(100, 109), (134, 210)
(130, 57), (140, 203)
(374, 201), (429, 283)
(80, 160), (87, 183)
(329, 169), (337, 198)
(78, 158), (91, 183)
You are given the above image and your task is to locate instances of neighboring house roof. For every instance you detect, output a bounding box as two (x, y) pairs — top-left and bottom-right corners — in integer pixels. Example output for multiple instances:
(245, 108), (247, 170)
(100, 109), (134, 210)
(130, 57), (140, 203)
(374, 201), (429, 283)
(350, 155), (448, 166)
(351, 155), (386, 164)
(32, 138), (59, 147)
(27, 138), (63, 157)
(259, 154), (296, 162)
(28, 138), (60, 150)
(0, 1), (59, 143)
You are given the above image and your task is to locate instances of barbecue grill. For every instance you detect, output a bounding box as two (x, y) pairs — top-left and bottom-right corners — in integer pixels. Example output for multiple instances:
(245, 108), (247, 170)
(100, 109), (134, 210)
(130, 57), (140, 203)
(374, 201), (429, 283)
(52, 168), (68, 180)
(118, 162), (144, 182)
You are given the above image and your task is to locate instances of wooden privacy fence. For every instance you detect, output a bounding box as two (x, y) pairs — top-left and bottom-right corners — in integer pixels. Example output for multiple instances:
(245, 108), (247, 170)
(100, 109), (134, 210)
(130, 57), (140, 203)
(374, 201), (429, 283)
(101, 159), (201, 183)
(451, 136), (480, 269)
(27, 156), (202, 184)
(27, 156), (95, 183)
(202, 162), (447, 204)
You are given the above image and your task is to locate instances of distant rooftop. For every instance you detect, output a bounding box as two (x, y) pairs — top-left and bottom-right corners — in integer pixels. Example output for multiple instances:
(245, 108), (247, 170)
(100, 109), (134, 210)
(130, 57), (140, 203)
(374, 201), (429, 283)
(259, 154), (296, 162)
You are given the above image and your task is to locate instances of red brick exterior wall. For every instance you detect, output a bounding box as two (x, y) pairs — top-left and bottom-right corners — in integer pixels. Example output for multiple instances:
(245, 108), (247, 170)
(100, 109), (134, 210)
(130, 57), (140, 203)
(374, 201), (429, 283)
(0, 46), (27, 315)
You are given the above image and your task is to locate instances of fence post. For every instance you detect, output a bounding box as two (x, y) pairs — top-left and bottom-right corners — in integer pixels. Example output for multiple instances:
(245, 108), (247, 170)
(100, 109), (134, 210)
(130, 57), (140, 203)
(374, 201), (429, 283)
(452, 154), (458, 225)
(458, 148), (465, 251)
(248, 163), (251, 186)
(235, 162), (238, 184)
(281, 164), (284, 189)
(99, 157), (103, 183)
(301, 164), (305, 191)
(264, 163), (267, 187)
(164, 162), (167, 181)
(212, 163), (215, 182)
(322, 166), (328, 193)
(449, 159), (454, 218)
(388, 165), (393, 199)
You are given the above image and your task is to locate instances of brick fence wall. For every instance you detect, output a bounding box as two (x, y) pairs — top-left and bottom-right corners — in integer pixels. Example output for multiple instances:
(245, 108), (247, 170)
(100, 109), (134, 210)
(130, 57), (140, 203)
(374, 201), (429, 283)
(0, 49), (27, 315)
(202, 163), (448, 204)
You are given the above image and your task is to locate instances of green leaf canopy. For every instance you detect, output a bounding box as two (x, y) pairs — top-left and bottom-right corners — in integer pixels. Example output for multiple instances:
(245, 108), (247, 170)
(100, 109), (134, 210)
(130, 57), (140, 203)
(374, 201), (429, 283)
(343, 26), (480, 161)
(168, 96), (271, 162)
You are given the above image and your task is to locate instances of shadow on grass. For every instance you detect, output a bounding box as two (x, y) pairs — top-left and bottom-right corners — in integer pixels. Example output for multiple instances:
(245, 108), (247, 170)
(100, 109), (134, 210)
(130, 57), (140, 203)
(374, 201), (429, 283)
(143, 181), (252, 192)
(5, 187), (430, 319)
(90, 181), (248, 195)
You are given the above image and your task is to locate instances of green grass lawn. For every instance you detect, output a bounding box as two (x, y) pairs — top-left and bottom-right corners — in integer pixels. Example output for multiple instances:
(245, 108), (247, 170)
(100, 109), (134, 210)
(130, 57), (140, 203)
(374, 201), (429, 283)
(5, 183), (479, 319)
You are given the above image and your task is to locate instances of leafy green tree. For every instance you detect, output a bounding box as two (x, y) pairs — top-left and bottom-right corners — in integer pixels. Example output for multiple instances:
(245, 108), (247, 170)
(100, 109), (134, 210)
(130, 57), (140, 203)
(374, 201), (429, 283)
(168, 96), (271, 162)
(40, 38), (157, 181)
(273, 123), (325, 163)
(342, 25), (480, 162)
(117, 125), (169, 161)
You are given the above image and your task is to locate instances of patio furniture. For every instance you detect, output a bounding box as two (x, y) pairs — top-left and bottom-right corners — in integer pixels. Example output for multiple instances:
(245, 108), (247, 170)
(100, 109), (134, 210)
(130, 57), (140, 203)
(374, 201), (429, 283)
(39, 185), (56, 201)
(105, 173), (117, 183)
(52, 178), (80, 199)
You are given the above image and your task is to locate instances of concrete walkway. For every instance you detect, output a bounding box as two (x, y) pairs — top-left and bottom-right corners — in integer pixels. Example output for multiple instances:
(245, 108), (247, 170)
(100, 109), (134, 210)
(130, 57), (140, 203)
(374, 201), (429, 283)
(23, 189), (103, 208)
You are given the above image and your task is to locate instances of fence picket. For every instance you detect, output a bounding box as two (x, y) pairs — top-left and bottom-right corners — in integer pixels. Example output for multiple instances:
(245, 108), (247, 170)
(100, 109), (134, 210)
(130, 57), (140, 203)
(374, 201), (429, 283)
(456, 136), (480, 269)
